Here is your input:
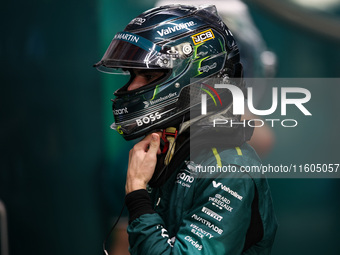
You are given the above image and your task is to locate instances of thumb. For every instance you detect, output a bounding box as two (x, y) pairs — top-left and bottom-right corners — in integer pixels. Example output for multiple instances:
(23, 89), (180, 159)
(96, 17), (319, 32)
(147, 133), (160, 155)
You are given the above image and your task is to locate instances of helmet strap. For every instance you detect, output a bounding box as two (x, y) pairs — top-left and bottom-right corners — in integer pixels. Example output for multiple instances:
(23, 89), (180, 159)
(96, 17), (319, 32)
(161, 127), (178, 165)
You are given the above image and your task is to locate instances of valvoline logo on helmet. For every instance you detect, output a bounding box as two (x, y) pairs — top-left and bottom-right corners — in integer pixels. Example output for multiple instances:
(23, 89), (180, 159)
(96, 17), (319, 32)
(156, 21), (196, 37)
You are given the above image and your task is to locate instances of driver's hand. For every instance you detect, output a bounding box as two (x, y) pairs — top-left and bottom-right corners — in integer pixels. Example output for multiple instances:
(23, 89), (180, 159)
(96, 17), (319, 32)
(125, 132), (161, 194)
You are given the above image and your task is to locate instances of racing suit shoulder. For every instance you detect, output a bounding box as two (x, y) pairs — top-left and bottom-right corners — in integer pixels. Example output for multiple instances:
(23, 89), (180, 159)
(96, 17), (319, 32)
(192, 143), (278, 253)
(193, 142), (262, 176)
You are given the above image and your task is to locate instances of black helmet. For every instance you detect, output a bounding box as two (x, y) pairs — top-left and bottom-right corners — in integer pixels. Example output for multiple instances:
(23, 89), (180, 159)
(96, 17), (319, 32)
(95, 4), (243, 140)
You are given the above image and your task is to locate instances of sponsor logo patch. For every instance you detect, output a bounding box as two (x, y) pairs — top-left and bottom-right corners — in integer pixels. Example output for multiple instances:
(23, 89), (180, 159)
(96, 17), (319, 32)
(143, 92), (177, 108)
(212, 181), (243, 201)
(113, 107), (128, 115)
(209, 194), (233, 212)
(175, 169), (195, 188)
(191, 29), (215, 45)
(136, 112), (162, 126)
(184, 236), (202, 251)
(114, 32), (139, 43)
(191, 214), (223, 234)
(190, 223), (214, 239)
(156, 225), (174, 247)
(129, 17), (146, 25)
(198, 62), (217, 73)
(177, 172), (195, 183)
(201, 206), (223, 221)
(157, 21), (196, 37)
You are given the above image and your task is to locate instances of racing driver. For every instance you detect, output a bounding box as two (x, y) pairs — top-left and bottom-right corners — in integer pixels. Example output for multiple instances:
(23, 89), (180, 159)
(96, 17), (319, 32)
(95, 4), (278, 254)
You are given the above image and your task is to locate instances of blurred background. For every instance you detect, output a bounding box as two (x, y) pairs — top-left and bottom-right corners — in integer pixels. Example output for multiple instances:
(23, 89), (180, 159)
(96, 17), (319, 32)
(0, 0), (339, 254)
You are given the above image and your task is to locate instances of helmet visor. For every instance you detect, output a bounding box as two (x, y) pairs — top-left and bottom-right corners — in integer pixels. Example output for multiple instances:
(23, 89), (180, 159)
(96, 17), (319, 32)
(95, 31), (177, 73)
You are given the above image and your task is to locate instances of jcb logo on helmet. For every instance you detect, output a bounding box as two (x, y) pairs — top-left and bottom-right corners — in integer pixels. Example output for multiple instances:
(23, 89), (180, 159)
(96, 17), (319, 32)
(136, 112), (162, 126)
(192, 29), (215, 45)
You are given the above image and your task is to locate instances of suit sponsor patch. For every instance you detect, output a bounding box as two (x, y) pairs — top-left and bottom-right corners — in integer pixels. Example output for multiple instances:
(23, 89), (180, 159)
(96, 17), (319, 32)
(212, 181), (243, 201)
(201, 206), (223, 221)
(191, 214), (223, 235)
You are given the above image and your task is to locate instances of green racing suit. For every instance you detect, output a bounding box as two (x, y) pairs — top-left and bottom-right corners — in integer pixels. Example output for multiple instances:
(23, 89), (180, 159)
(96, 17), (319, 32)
(125, 142), (278, 254)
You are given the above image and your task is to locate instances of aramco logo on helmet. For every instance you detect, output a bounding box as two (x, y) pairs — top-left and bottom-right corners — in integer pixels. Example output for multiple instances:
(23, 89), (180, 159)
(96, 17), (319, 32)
(201, 84), (312, 128)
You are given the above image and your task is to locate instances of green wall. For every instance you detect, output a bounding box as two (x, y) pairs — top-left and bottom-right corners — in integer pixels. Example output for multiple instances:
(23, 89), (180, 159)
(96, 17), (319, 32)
(1, 1), (105, 254)
(1, 1), (339, 255)
(247, 2), (340, 254)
